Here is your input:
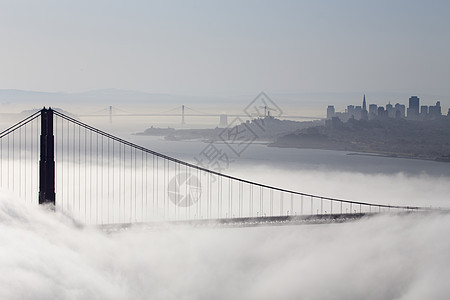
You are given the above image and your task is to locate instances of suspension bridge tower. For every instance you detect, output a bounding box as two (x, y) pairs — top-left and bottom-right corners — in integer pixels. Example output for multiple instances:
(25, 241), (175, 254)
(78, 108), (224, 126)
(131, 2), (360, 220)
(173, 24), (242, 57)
(39, 108), (55, 205)
(182, 105), (185, 125)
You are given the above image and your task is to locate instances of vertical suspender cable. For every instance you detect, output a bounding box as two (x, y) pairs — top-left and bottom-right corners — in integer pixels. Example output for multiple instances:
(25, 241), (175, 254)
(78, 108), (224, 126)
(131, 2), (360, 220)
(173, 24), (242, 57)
(134, 148), (137, 220)
(130, 146), (132, 221)
(78, 125), (81, 217)
(101, 135), (103, 224)
(19, 127), (21, 198)
(107, 138), (110, 223)
(24, 121), (27, 202)
(96, 133), (99, 223)
(145, 152), (148, 221)
(112, 140), (114, 223)
(141, 151), (144, 222)
(12, 131), (15, 193)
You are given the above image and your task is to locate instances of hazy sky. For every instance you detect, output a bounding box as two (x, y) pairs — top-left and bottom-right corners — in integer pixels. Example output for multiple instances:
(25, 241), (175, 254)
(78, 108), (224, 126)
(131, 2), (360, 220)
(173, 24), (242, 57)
(1, 0), (450, 98)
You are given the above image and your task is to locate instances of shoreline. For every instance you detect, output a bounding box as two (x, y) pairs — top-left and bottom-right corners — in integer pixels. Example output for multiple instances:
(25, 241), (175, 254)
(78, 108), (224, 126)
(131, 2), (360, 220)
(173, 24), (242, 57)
(268, 143), (450, 163)
(137, 133), (449, 163)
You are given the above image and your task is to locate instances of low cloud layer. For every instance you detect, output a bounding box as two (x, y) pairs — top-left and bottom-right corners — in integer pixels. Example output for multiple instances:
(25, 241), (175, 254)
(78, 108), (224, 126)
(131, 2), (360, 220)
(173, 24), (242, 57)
(1, 186), (450, 299)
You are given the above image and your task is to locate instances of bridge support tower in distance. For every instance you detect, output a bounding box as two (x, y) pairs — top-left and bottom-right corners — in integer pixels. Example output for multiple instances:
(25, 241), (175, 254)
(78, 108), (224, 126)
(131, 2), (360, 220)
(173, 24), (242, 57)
(39, 108), (56, 205)
(182, 105), (185, 125)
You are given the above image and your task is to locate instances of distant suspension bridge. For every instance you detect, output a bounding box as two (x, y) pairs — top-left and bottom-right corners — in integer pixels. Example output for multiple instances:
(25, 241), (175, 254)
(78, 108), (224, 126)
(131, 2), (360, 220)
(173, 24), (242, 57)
(78, 105), (322, 125)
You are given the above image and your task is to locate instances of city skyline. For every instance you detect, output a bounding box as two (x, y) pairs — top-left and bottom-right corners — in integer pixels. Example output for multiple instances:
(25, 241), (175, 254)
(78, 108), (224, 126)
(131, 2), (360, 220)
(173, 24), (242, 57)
(327, 94), (448, 121)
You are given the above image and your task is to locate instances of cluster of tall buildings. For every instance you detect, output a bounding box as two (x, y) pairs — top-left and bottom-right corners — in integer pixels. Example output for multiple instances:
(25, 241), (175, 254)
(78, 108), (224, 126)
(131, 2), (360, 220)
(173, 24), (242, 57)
(326, 95), (446, 122)
(406, 96), (443, 120)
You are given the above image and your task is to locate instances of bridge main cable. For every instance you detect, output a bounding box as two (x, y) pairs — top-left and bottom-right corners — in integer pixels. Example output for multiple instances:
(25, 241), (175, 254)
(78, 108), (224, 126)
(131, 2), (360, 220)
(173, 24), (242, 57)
(0, 110), (41, 139)
(52, 109), (426, 212)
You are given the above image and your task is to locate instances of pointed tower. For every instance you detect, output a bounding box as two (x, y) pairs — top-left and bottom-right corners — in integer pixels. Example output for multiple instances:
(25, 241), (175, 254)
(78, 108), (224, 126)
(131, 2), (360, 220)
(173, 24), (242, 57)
(361, 94), (368, 120)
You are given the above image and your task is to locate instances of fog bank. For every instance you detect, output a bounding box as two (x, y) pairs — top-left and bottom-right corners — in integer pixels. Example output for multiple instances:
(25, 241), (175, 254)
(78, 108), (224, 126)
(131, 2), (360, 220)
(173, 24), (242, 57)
(1, 193), (449, 300)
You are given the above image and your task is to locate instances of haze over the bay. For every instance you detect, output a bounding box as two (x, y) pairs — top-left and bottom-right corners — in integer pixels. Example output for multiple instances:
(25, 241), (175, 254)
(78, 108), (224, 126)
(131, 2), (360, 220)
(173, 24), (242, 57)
(1, 0), (449, 104)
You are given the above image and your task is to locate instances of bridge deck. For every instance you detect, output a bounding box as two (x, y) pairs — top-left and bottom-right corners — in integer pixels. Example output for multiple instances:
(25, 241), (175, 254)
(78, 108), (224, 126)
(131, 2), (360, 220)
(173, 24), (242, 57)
(98, 211), (446, 232)
(98, 213), (376, 232)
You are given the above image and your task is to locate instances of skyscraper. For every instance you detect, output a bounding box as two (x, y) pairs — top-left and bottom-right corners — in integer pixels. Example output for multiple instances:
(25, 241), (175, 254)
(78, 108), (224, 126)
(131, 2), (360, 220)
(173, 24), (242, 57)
(361, 94), (368, 120)
(327, 105), (335, 119)
(386, 102), (394, 118)
(347, 105), (355, 118)
(369, 104), (377, 119)
(407, 96), (420, 119)
(429, 101), (442, 118)
(394, 103), (405, 118)
(420, 105), (429, 118)
(378, 106), (387, 117)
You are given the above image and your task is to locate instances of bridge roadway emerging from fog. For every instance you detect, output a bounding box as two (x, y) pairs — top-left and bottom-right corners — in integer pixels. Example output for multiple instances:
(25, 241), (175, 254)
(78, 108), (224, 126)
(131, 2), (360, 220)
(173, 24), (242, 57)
(0, 108), (436, 228)
(100, 213), (372, 231)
